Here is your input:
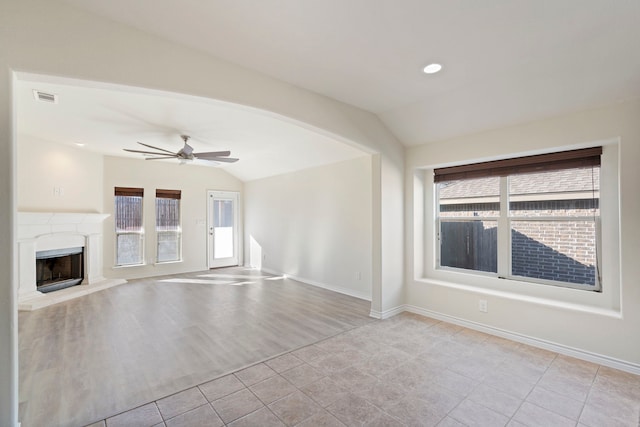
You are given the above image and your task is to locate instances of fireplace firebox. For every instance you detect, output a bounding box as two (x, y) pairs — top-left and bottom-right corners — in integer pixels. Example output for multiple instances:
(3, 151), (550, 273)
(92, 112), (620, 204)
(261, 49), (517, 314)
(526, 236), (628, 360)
(35, 247), (84, 293)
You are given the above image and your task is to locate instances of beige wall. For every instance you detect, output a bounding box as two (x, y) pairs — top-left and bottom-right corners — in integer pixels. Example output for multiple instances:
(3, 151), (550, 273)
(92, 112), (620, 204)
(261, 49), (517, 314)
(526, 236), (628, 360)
(17, 135), (104, 213)
(245, 156), (372, 300)
(103, 155), (242, 280)
(405, 100), (640, 369)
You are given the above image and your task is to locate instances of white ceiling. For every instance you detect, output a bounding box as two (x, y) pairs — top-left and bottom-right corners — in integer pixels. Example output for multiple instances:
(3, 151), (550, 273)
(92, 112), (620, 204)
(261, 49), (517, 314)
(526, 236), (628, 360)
(18, 1), (640, 180)
(17, 74), (368, 182)
(60, 0), (640, 145)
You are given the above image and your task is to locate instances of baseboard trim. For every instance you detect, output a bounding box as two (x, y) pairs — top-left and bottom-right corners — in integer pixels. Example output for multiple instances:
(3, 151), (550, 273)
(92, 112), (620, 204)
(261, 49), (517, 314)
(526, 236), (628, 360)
(369, 305), (405, 319)
(403, 304), (640, 375)
(260, 268), (371, 301)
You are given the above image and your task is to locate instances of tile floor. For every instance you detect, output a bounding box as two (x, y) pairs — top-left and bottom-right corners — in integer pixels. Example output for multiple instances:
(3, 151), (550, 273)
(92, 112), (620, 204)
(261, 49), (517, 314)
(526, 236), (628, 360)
(87, 312), (640, 427)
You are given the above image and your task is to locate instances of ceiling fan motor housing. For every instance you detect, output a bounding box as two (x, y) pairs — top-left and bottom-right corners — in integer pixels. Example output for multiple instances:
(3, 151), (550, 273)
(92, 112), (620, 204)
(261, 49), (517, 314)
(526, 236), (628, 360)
(178, 143), (194, 159)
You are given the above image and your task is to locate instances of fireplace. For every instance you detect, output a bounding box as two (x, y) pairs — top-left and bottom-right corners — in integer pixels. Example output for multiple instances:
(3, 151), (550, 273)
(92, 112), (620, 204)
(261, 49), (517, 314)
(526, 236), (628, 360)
(36, 247), (84, 293)
(17, 212), (126, 310)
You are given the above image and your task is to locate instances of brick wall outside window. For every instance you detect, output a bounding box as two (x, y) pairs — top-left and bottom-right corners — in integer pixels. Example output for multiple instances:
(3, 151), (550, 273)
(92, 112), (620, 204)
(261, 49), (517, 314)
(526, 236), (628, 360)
(440, 200), (598, 286)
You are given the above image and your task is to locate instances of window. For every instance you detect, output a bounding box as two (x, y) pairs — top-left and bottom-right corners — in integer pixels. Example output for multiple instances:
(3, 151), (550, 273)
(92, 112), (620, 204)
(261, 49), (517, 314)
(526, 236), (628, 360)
(115, 187), (144, 266)
(435, 147), (601, 291)
(155, 189), (181, 263)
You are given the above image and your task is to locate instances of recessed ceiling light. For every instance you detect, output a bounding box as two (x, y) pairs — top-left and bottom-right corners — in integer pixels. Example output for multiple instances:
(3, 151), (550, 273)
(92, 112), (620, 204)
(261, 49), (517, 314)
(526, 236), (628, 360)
(423, 63), (442, 74)
(75, 143), (85, 147)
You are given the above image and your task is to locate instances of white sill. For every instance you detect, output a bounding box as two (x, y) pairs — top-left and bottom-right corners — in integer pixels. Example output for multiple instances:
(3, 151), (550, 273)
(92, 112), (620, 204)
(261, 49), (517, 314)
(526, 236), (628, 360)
(154, 260), (183, 266)
(414, 277), (622, 319)
(112, 263), (146, 269)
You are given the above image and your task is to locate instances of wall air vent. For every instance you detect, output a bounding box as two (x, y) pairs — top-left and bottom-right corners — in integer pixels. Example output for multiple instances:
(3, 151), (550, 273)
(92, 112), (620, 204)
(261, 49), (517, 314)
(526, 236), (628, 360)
(32, 90), (58, 104)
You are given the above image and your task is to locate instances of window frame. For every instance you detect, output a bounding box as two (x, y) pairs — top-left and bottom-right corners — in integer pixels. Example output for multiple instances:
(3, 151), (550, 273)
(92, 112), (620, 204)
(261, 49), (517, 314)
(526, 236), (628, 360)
(435, 150), (602, 292)
(114, 187), (145, 267)
(155, 189), (182, 264)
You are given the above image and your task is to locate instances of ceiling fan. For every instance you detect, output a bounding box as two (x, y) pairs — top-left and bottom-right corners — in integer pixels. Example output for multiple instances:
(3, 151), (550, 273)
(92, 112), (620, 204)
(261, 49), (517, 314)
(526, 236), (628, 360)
(123, 135), (239, 163)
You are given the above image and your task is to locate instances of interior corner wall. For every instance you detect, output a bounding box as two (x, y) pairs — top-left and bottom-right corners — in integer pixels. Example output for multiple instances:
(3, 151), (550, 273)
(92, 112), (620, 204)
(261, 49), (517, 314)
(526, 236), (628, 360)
(103, 156), (242, 280)
(244, 156), (373, 300)
(405, 100), (640, 368)
(379, 154), (405, 314)
(0, 67), (18, 426)
(17, 135), (104, 213)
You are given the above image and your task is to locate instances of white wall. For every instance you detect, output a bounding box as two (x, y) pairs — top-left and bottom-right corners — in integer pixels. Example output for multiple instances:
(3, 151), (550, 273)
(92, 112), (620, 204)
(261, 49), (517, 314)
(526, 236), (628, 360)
(0, 1), (404, 423)
(103, 156), (242, 280)
(405, 100), (640, 369)
(245, 156), (372, 300)
(17, 135), (104, 213)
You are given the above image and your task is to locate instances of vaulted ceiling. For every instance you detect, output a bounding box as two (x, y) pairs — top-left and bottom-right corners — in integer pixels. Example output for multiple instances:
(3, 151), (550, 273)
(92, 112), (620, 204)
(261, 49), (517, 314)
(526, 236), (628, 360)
(19, 1), (640, 182)
(60, 0), (640, 145)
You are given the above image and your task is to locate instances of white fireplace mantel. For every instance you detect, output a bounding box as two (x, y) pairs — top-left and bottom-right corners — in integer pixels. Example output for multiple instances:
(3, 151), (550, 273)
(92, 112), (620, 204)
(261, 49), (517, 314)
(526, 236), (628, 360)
(17, 212), (126, 310)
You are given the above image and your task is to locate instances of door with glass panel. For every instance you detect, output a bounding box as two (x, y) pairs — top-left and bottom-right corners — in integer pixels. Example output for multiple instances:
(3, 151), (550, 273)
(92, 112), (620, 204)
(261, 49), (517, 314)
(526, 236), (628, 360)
(207, 191), (240, 268)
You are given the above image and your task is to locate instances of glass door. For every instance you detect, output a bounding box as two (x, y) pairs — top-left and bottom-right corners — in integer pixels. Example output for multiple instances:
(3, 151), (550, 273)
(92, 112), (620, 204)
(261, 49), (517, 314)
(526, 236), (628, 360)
(207, 191), (240, 268)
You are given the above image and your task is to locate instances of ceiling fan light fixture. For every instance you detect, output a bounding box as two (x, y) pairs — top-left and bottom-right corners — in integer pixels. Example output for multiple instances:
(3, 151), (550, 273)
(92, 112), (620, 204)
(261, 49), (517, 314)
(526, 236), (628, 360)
(423, 63), (443, 74)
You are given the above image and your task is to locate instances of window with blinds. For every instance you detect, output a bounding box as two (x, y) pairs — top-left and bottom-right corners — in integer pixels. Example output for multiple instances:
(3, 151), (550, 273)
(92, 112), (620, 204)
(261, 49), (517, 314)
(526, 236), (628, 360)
(155, 189), (182, 263)
(435, 147), (602, 291)
(114, 187), (144, 266)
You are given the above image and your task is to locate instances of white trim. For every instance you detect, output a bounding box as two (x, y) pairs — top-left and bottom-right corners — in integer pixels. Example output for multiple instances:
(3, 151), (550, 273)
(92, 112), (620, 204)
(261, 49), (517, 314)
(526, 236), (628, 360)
(369, 305), (405, 319)
(260, 267), (371, 301)
(414, 277), (621, 318)
(403, 304), (640, 375)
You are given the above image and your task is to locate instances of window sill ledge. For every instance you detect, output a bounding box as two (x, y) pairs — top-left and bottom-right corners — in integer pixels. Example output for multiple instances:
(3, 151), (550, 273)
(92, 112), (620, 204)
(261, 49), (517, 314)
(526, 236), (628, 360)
(154, 260), (183, 266)
(113, 263), (146, 269)
(414, 277), (622, 319)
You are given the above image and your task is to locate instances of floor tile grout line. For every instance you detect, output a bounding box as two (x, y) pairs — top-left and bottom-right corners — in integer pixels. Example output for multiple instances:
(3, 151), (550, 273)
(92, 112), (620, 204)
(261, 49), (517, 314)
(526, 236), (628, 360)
(575, 364), (601, 426)
(502, 351), (557, 426)
(506, 351), (596, 425)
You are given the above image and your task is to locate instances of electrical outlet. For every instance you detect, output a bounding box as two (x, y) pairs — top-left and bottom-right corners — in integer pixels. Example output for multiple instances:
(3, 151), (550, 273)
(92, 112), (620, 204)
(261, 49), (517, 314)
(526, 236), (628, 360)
(478, 299), (488, 313)
(355, 271), (361, 280)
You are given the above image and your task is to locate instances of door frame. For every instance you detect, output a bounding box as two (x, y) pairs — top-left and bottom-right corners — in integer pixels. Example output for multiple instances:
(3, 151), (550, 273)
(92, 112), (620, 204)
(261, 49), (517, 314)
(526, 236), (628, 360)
(207, 190), (242, 268)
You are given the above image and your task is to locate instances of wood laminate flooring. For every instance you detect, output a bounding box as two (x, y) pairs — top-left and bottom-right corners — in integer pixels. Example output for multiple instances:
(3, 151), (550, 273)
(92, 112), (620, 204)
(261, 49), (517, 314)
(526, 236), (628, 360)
(18, 268), (373, 427)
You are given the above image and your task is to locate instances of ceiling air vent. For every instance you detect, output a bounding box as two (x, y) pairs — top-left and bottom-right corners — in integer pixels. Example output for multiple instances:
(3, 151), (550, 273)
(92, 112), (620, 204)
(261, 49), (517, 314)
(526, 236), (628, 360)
(32, 90), (58, 104)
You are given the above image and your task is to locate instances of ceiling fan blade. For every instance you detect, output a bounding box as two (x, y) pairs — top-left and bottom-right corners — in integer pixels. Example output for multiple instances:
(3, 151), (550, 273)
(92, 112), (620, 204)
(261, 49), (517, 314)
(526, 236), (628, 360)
(193, 151), (231, 158)
(144, 155), (180, 160)
(124, 148), (177, 156)
(136, 142), (176, 155)
(198, 156), (239, 163)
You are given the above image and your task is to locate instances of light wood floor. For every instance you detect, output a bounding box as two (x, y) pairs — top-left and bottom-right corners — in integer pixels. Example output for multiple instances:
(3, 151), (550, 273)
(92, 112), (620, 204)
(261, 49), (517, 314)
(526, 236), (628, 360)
(18, 268), (374, 427)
